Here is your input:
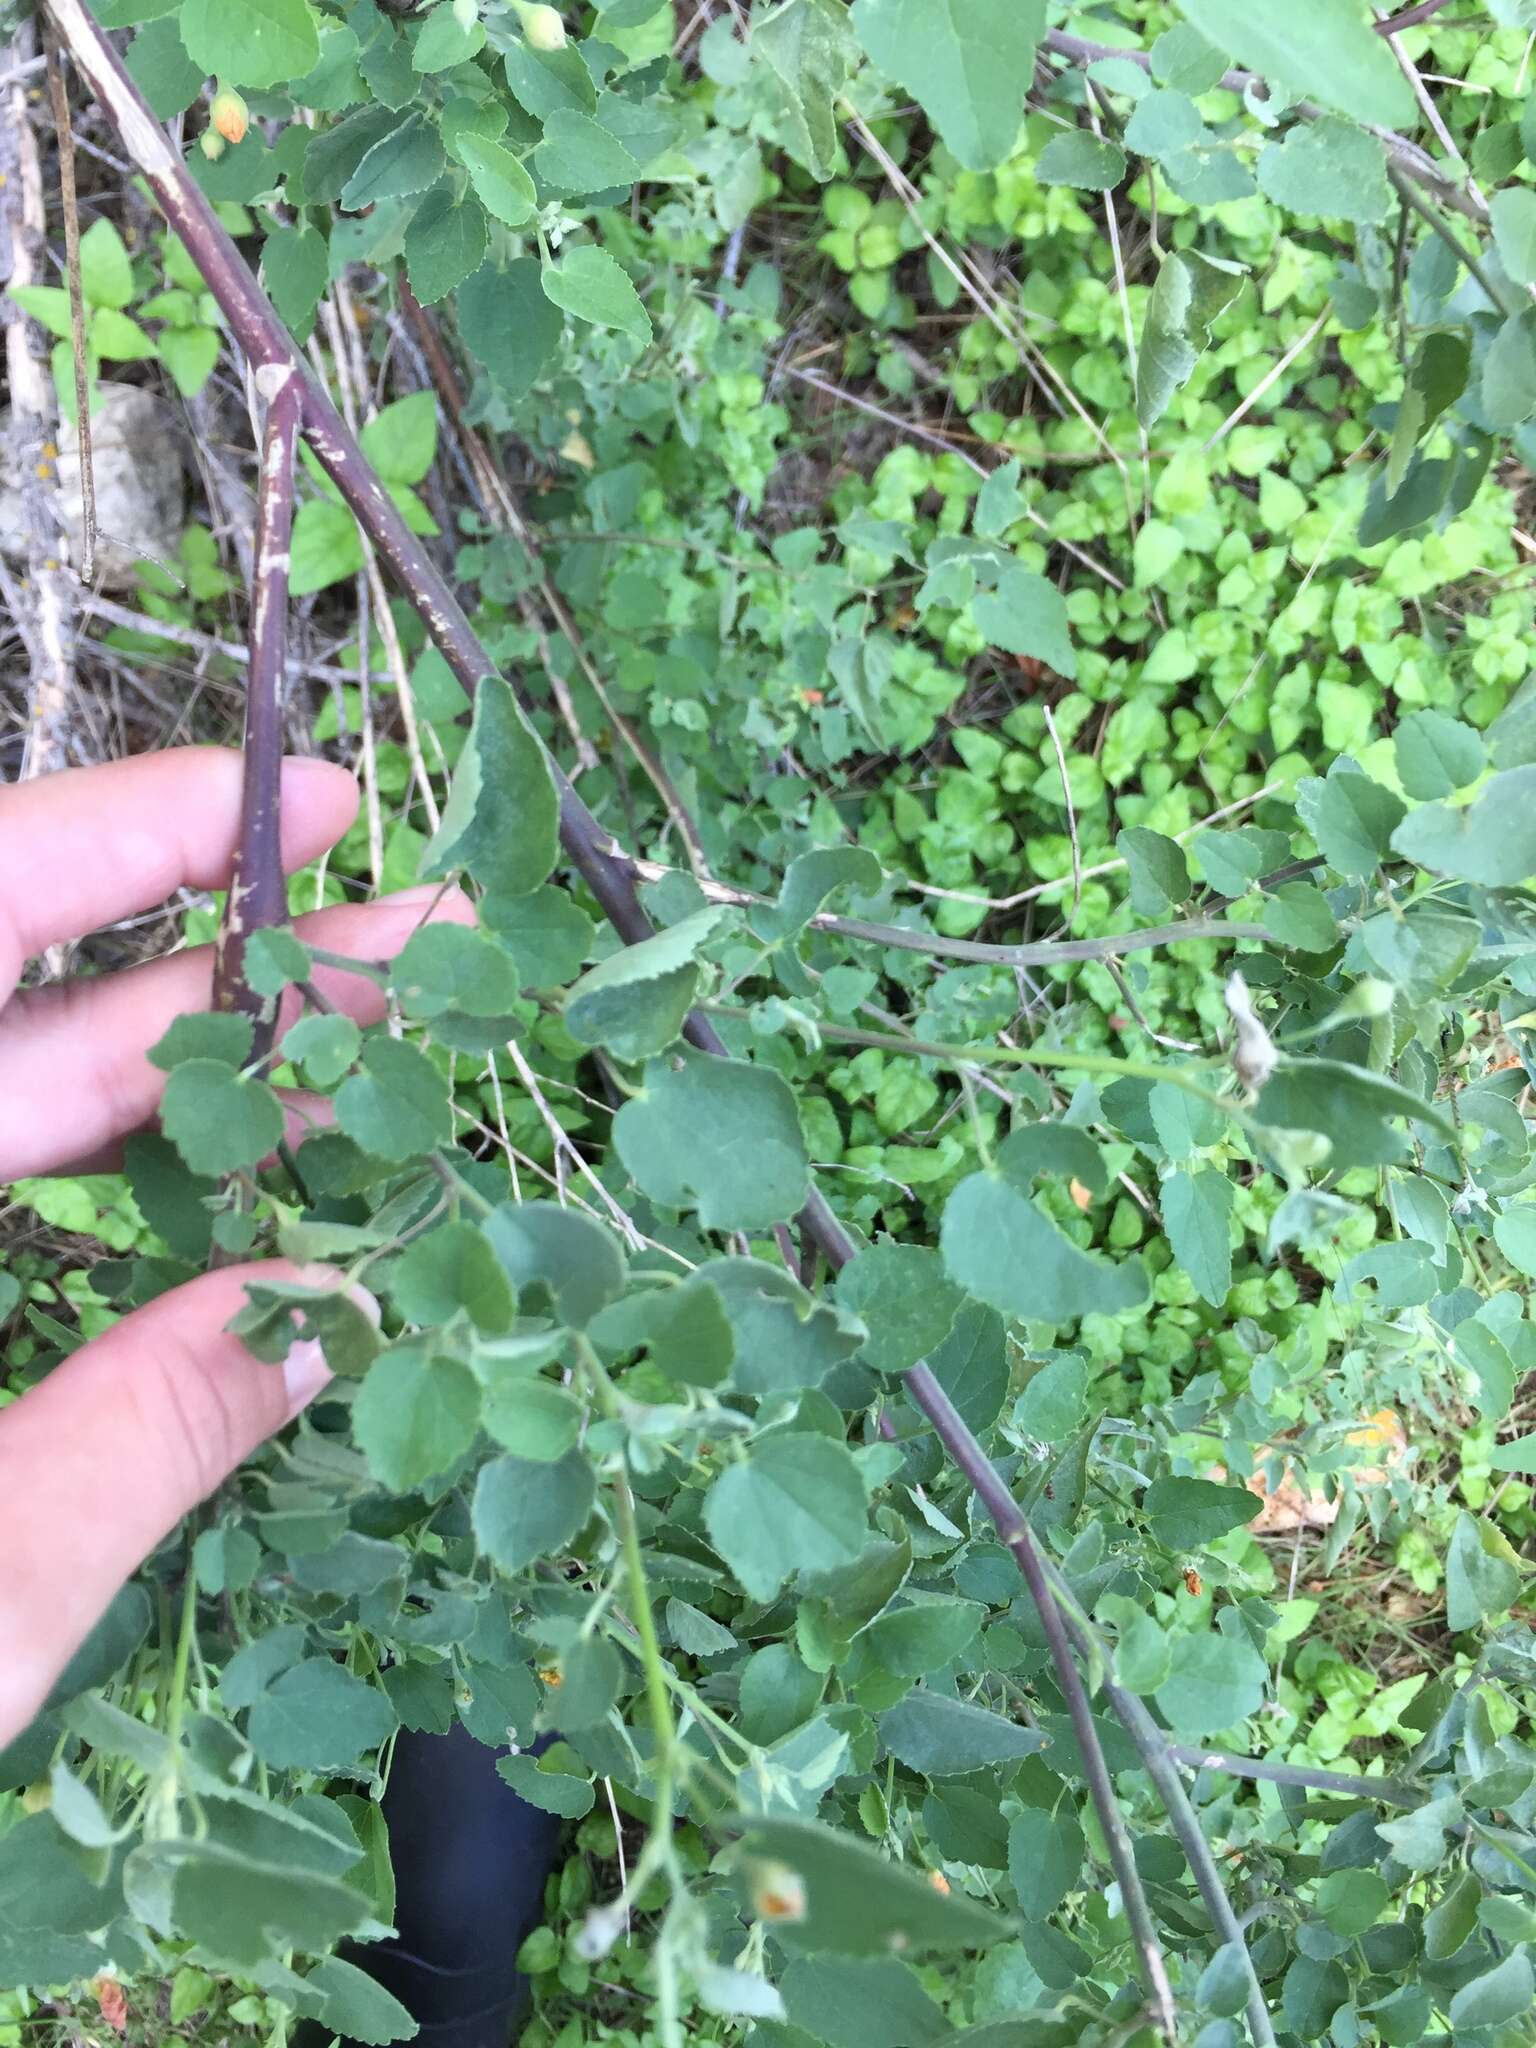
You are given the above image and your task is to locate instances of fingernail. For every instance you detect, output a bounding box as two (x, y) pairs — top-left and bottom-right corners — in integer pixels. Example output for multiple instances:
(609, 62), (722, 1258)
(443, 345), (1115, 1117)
(282, 1336), (332, 1420)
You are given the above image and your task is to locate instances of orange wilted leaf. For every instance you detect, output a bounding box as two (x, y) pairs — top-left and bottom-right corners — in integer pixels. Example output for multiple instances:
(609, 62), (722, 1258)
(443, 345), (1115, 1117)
(1182, 1567), (1202, 1598)
(95, 1978), (128, 2034)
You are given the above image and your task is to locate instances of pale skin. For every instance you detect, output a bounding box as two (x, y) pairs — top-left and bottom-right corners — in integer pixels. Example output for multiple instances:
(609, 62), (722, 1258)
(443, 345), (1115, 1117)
(0, 750), (473, 1746)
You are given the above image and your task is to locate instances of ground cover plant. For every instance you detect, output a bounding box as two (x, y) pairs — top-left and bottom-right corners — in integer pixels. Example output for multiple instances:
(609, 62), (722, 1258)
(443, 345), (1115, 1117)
(3, 1), (1536, 2044)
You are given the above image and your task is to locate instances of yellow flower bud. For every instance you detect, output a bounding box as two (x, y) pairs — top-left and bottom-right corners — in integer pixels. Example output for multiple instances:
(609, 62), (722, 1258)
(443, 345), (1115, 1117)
(513, 2), (567, 50)
(209, 85), (248, 147)
(199, 129), (227, 161)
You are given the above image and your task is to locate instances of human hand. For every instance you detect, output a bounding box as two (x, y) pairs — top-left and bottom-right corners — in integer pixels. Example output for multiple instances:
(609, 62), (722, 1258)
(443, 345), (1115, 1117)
(0, 748), (472, 1745)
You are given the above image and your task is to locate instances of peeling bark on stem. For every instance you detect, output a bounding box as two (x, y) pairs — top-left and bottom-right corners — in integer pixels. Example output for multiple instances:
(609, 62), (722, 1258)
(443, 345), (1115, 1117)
(212, 364), (300, 1056)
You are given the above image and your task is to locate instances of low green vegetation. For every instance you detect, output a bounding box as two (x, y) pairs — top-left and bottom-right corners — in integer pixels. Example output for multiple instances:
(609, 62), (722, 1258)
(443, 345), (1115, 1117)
(5, 2), (1536, 2045)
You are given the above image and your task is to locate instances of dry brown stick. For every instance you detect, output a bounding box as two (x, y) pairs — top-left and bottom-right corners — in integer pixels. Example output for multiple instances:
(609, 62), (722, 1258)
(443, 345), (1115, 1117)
(41, 23), (94, 585)
(1, 19), (76, 805)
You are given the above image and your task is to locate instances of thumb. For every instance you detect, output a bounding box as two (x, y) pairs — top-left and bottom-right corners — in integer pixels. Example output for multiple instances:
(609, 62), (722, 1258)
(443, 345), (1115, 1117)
(0, 1260), (363, 1747)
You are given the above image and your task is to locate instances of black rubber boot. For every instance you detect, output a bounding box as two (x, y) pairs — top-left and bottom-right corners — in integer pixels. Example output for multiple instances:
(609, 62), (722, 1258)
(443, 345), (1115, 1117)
(296, 1722), (564, 2048)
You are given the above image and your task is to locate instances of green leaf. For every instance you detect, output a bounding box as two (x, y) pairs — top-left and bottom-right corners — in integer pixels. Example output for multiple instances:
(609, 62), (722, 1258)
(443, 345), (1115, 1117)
(1161, 1169), (1233, 1307)
(246, 1661), (398, 1771)
(972, 559), (1075, 678)
(1256, 118), (1391, 227)
(704, 1433), (868, 1601)
(925, 1302), (1008, 1433)
(940, 1169), (1148, 1327)
(1014, 1353), (1086, 1441)
(298, 1956), (417, 2048)
(541, 245), (652, 342)
(78, 219), (132, 310)
(479, 1369), (583, 1462)
(262, 225), (328, 339)
(1008, 1808), (1083, 1918)
(534, 108), (641, 193)
(1261, 881), (1337, 953)
(667, 1598), (737, 1657)
(1143, 1476), (1255, 1550)
(290, 496), (365, 595)
(755, 0), (858, 179)
(458, 257), (562, 399)
(455, 134), (538, 226)
(392, 924), (520, 1021)
(484, 1203), (627, 1328)
(850, 0), (1043, 173)
(1393, 709), (1485, 800)
(496, 1751), (595, 1819)
(1117, 826), (1190, 917)
(131, 1838), (370, 1970)
(1445, 1510), (1523, 1630)
(1494, 186), (1536, 286)
(1449, 1950), (1535, 2030)
(834, 1241), (964, 1374)
(1154, 1631), (1266, 1736)
(1198, 1942), (1253, 2019)
(1391, 765), (1536, 885)
(1483, 307), (1536, 427)
(484, 883), (592, 987)
(341, 113), (447, 209)
(472, 1449), (597, 1572)
(1389, 332), (1472, 495)
(1173, 0), (1414, 126)
(405, 186), (489, 306)
(1099, 1594), (1172, 1694)
(148, 1010), (254, 1071)
(757, 845), (883, 941)
(1135, 250), (1243, 429)
(179, 0), (320, 89)
(1282, 1954), (1350, 2041)
(1035, 131), (1126, 191)
(735, 1814), (1006, 1952)
(857, 1598), (983, 1680)
(565, 906), (730, 1060)
(1296, 760), (1405, 875)
(1255, 1059), (1448, 1169)
(695, 1256), (859, 1395)
(390, 1219), (515, 1333)
(334, 1037), (452, 1161)
(614, 1049), (811, 1231)
(419, 676), (558, 897)
(160, 1059), (284, 1176)
(781, 1956), (947, 2048)
(281, 1012), (361, 1089)
(125, 16), (207, 117)
(411, 1), (484, 71)
(359, 389), (438, 486)
(880, 1690), (1045, 1776)
(124, 1134), (216, 1261)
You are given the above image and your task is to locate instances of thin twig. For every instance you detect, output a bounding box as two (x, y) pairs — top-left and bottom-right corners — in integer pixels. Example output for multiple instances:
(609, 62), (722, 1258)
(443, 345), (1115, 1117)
(1041, 703), (1082, 925)
(2, 17), (76, 809)
(1167, 1747), (1421, 1808)
(42, 23), (93, 584)
(1202, 308), (1330, 453)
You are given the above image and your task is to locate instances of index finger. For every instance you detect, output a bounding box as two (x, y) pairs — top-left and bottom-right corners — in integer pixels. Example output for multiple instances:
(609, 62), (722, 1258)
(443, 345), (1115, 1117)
(0, 750), (359, 1000)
